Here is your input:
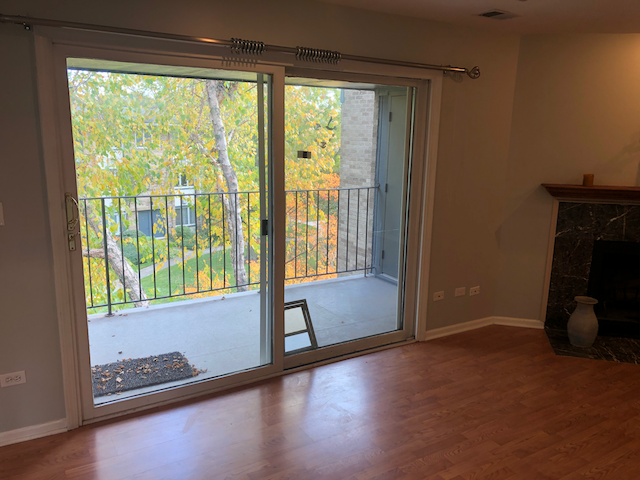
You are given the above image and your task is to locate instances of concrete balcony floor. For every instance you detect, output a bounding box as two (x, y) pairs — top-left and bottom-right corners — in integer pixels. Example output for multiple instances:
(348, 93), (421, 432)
(88, 275), (398, 404)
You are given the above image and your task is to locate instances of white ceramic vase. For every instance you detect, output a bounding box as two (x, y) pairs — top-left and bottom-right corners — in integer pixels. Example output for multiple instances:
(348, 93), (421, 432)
(567, 296), (599, 348)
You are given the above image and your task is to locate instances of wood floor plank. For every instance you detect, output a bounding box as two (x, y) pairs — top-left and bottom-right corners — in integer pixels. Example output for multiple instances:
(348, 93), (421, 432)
(5, 325), (640, 479)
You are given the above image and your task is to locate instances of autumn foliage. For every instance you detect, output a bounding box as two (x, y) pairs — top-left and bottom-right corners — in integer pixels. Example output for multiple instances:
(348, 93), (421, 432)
(68, 70), (343, 311)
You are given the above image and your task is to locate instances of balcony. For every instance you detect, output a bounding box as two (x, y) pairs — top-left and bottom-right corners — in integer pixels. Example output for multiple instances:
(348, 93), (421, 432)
(79, 186), (398, 402)
(88, 275), (396, 403)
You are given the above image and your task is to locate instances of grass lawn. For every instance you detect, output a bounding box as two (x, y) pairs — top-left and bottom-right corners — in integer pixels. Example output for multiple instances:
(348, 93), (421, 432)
(86, 249), (260, 314)
(86, 226), (327, 314)
(140, 250), (260, 304)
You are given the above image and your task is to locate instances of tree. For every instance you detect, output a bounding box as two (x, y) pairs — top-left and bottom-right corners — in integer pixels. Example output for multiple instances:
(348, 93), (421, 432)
(68, 72), (150, 308)
(205, 80), (248, 291)
(69, 71), (261, 305)
(284, 85), (341, 283)
(284, 85), (341, 190)
(68, 69), (344, 310)
(82, 214), (149, 307)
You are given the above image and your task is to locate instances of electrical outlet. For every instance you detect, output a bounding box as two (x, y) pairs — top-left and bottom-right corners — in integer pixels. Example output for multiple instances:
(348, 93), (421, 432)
(455, 287), (466, 297)
(470, 286), (480, 296)
(0, 371), (26, 388)
(433, 291), (445, 301)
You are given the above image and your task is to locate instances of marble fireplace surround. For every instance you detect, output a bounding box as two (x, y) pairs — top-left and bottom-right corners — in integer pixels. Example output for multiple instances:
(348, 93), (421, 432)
(541, 184), (640, 364)
(542, 184), (640, 330)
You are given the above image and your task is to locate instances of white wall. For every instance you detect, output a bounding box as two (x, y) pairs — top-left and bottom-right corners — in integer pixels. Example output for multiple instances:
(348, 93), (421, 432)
(0, 27), (66, 432)
(496, 34), (640, 321)
(0, 0), (520, 432)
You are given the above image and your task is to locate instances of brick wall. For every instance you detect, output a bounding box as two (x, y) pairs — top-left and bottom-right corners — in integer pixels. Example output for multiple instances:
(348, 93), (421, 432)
(337, 89), (378, 274)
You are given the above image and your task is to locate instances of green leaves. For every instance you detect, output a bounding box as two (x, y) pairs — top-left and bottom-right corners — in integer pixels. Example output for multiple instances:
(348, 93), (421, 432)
(69, 69), (345, 306)
(284, 85), (341, 190)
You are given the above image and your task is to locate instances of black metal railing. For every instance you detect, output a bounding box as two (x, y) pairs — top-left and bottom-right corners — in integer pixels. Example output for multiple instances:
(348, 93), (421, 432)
(285, 186), (376, 281)
(79, 186), (376, 314)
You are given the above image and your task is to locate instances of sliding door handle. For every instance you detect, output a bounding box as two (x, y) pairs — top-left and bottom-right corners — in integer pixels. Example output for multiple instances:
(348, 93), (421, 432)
(65, 192), (79, 232)
(65, 192), (80, 251)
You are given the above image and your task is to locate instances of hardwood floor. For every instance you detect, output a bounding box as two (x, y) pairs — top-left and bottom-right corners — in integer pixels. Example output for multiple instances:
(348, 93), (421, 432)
(3, 325), (640, 479)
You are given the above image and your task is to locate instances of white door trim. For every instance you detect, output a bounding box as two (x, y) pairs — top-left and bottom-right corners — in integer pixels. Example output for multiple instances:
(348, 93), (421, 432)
(34, 33), (83, 430)
(416, 76), (442, 341)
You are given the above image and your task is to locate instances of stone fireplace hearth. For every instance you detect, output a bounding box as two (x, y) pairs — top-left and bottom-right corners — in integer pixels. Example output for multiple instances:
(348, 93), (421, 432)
(542, 184), (640, 364)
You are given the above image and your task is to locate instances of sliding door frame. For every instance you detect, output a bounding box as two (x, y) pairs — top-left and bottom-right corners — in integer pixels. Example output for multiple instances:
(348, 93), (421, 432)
(34, 25), (441, 429)
(281, 68), (430, 370)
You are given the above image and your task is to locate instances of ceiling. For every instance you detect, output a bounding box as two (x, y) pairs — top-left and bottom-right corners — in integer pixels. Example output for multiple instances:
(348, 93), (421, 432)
(317, 0), (640, 34)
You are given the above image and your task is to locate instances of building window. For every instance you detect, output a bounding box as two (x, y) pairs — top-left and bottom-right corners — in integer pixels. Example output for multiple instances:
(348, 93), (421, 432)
(176, 206), (196, 226)
(177, 173), (190, 186)
(135, 130), (153, 148)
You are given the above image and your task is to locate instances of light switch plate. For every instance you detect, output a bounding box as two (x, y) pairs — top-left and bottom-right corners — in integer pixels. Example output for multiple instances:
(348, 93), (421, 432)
(455, 287), (466, 297)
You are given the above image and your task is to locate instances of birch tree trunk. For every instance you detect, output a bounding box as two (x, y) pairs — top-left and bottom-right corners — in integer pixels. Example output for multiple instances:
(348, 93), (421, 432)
(205, 80), (249, 292)
(84, 209), (150, 308)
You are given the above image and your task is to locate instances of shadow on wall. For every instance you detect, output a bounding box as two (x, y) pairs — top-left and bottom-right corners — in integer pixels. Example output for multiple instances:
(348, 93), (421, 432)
(592, 128), (640, 186)
(443, 71), (464, 84)
(495, 125), (640, 321)
(497, 186), (553, 254)
(495, 186), (555, 319)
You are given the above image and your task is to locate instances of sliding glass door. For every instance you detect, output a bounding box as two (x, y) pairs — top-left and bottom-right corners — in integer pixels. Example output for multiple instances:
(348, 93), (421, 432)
(47, 36), (425, 422)
(50, 41), (283, 420)
(281, 72), (418, 368)
(69, 61), (273, 404)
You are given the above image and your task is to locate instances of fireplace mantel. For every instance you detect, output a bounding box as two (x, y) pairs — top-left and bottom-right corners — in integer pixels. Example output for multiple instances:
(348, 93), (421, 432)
(542, 184), (640, 202)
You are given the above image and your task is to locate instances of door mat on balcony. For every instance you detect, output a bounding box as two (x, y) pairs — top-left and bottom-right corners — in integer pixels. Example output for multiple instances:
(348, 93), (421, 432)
(91, 352), (205, 397)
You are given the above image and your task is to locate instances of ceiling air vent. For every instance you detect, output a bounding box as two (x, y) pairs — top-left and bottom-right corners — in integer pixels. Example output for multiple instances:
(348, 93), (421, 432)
(478, 10), (520, 20)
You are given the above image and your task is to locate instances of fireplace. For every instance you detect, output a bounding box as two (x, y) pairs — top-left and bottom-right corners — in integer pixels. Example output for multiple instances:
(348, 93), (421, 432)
(588, 240), (640, 337)
(543, 201), (640, 332)
(541, 185), (640, 364)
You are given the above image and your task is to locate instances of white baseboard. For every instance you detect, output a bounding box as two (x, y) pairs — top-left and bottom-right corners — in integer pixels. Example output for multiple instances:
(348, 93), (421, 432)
(492, 316), (545, 329)
(0, 419), (67, 448)
(423, 317), (494, 340)
(423, 316), (544, 341)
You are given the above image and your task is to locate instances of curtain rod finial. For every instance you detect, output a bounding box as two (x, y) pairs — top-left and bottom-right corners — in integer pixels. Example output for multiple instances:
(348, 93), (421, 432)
(467, 66), (481, 79)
